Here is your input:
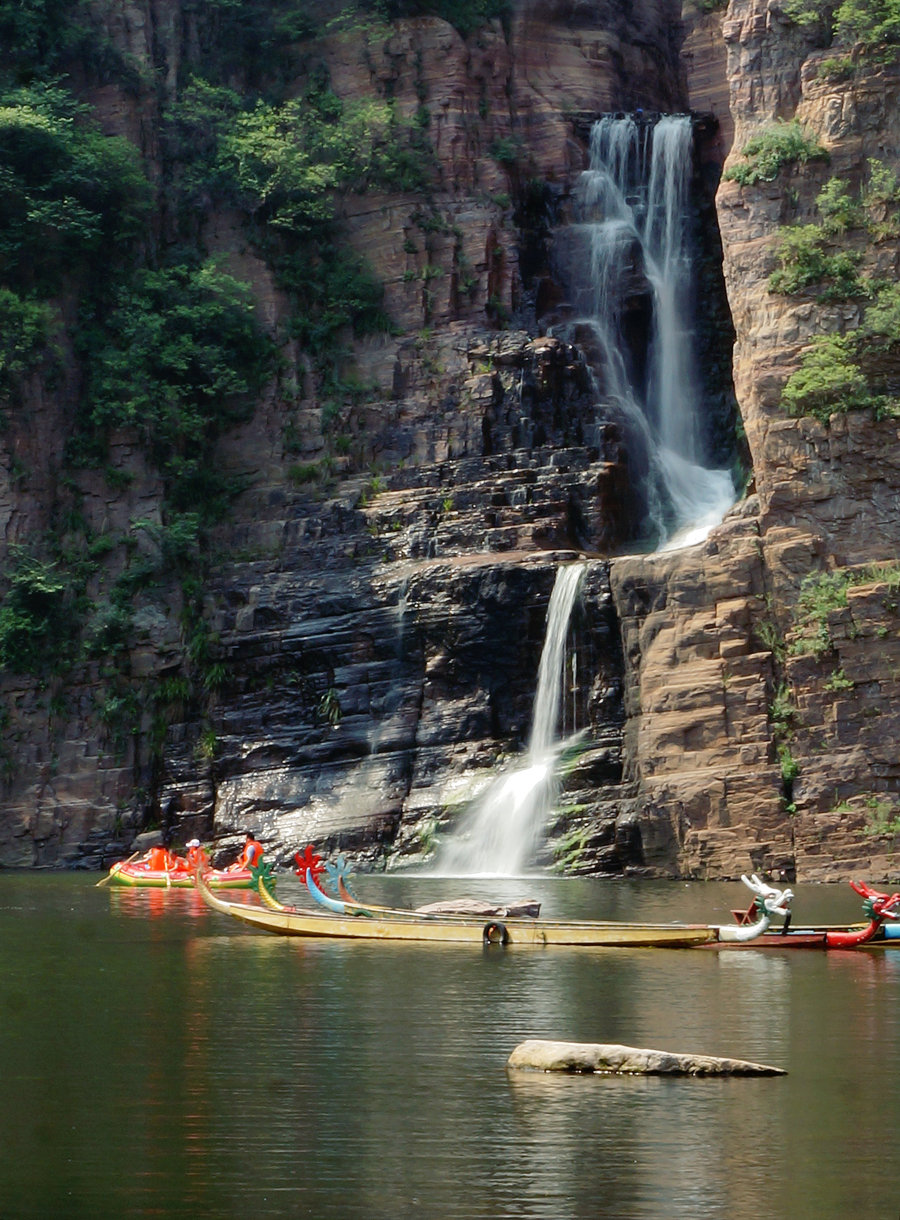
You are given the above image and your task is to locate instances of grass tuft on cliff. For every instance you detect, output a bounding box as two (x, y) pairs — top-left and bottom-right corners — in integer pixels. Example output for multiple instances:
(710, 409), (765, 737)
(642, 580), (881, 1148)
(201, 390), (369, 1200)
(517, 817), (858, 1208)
(723, 120), (828, 187)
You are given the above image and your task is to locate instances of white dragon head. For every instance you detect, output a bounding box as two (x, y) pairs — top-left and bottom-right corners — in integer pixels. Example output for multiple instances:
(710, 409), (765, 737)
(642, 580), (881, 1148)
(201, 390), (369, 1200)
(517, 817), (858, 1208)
(741, 872), (794, 918)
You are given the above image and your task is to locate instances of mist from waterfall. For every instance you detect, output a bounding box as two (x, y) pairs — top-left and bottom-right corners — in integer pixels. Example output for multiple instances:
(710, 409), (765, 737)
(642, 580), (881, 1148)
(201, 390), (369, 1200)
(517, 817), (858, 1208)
(568, 113), (735, 549)
(437, 564), (585, 877)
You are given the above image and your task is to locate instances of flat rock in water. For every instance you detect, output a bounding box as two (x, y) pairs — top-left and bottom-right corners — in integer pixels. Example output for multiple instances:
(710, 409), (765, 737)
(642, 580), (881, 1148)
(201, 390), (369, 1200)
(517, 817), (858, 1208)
(414, 898), (541, 918)
(507, 1040), (786, 1076)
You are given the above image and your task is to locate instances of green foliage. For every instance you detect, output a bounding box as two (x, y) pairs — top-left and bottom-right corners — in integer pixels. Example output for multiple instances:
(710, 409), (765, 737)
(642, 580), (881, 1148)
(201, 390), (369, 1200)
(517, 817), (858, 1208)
(782, 0), (840, 27)
(861, 280), (900, 339)
(318, 686), (342, 726)
(781, 333), (872, 419)
(132, 514), (202, 568)
(769, 682), (797, 738)
(216, 92), (431, 233)
(78, 261), (274, 515)
(778, 743), (799, 784)
(0, 288), (56, 390)
(188, 1), (320, 86)
(767, 223), (862, 298)
(163, 79), (243, 215)
(489, 136), (525, 167)
(552, 824), (591, 873)
(861, 158), (900, 238)
(862, 794), (900, 835)
(864, 157), (900, 207)
(723, 120), (828, 186)
(0, 1), (84, 81)
(0, 84), (150, 292)
(279, 244), (393, 356)
(790, 569), (856, 658)
(0, 548), (80, 674)
(816, 54), (857, 79)
(360, 0), (512, 37)
(824, 667), (855, 691)
(781, 281), (900, 421)
(755, 616), (786, 663)
(789, 564), (900, 657)
(815, 178), (864, 233)
(167, 82), (411, 366)
(97, 687), (140, 751)
(833, 0), (900, 45)
(784, 0), (900, 45)
(84, 600), (132, 659)
(288, 461), (325, 485)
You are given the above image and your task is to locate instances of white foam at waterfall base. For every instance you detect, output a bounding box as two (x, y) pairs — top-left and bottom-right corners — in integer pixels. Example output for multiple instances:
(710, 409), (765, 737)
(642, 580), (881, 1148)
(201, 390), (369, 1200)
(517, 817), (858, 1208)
(656, 450), (736, 552)
(437, 759), (556, 878)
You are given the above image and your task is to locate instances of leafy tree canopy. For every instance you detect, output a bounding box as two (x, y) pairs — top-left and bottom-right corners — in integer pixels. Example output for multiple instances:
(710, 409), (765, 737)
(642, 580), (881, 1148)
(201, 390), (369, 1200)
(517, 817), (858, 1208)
(0, 83), (150, 292)
(785, 0), (900, 46)
(79, 261), (275, 516)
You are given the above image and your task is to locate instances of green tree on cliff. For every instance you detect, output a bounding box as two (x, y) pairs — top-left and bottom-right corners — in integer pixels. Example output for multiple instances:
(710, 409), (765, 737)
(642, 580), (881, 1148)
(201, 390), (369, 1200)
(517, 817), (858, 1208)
(785, 0), (900, 47)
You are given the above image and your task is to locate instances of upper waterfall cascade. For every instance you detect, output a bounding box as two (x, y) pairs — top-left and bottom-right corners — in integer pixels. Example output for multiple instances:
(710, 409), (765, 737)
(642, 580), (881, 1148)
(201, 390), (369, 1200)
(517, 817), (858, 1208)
(562, 113), (735, 549)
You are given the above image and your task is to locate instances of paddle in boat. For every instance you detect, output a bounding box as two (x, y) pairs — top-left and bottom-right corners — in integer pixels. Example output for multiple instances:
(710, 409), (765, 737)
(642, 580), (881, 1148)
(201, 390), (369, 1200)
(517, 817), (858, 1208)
(195, 852), (794, 948)
(99, 836), (264, 890)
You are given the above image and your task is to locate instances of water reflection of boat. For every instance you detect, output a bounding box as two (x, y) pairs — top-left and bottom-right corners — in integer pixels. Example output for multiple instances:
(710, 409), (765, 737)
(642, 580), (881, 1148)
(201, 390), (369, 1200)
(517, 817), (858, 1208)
(197, 861), (793, 948)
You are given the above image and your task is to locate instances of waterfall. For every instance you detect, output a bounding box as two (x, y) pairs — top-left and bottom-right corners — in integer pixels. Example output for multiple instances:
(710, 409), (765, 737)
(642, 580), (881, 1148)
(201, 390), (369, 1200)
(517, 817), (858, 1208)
(438, 564), (585, 877)
(565, 113), (735, 549)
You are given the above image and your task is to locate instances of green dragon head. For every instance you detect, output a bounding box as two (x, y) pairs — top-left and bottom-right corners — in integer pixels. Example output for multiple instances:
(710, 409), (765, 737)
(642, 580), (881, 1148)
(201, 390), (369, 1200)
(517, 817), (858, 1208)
(250, 859), (277, 895)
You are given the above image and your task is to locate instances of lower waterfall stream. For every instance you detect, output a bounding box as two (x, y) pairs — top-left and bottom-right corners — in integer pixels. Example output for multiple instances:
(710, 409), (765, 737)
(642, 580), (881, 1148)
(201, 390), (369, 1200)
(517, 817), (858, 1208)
(437, 563), (586, 876)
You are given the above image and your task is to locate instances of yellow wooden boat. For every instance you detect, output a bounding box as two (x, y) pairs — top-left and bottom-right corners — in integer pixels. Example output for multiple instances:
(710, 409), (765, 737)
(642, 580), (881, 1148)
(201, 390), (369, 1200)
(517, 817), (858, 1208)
(195, 865), (793, 948)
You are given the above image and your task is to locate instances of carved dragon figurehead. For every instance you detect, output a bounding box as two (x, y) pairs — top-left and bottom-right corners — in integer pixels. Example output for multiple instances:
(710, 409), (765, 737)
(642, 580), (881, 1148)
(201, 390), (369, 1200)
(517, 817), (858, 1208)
(293, 844), (326, 888)
(740, 873), (794, 920)
(851, 881), (900, 923)
(324, 854), (358, 902)
(250, 858), (278, 894)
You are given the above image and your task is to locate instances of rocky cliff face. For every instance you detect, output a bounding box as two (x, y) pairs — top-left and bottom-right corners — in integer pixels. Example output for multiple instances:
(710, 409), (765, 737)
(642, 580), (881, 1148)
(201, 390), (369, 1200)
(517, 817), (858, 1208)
(1, 0), (898, 882)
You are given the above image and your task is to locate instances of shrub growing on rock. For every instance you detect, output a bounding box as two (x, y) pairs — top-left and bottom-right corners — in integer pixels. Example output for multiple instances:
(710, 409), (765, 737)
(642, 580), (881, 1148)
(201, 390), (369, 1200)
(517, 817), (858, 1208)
(723, 120), (828, 186)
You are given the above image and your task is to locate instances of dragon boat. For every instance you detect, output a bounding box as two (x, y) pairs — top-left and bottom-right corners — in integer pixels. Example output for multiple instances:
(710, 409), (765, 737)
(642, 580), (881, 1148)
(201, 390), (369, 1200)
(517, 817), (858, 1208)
(698, 880), (900, 949)
(196, 854), (794, 948)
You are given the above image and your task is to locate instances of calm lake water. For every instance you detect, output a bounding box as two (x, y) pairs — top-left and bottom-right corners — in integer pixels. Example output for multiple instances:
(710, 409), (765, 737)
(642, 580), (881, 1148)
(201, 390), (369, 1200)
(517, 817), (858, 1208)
(2, 872), (899, 1219)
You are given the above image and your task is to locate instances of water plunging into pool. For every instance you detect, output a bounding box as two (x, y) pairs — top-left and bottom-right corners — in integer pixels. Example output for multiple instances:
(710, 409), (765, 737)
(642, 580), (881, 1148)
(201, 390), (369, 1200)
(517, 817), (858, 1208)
(437, 563), (585, 876)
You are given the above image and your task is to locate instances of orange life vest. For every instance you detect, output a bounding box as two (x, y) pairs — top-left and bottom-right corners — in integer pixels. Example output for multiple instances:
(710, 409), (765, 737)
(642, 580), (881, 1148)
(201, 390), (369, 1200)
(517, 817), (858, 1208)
(186, 845), (208, 871)
(240, 839), (263, 869)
